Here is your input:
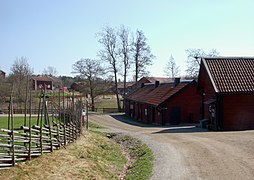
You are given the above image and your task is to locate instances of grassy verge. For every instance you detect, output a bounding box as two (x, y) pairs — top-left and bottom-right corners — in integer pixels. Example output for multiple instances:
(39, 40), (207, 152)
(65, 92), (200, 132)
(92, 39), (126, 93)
(111, 134), (154, 180)
(82, 121), (154, 179)
(0, 120), (154, 180)
(0, 129), (127, 180)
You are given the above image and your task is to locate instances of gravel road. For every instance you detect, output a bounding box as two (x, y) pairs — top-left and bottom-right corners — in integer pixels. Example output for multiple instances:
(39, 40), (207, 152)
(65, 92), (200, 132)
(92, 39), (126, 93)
(89, 113), (254, 180)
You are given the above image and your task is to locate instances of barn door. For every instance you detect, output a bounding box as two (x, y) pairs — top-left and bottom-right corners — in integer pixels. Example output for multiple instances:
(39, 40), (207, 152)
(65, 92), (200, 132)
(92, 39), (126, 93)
(147, 106), (155, 124)
(161, 109), (166, 125)
(147, 106), (152, 124)
(170, 107), (181, 125)
(152, 107), (155, 123)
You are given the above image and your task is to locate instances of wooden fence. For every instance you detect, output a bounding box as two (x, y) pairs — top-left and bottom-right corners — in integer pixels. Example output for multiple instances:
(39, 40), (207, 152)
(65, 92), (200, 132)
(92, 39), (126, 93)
(0, 86), (83, 169)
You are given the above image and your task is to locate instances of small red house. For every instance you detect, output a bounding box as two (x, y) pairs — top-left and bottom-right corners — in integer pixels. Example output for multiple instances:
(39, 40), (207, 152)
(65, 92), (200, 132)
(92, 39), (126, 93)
(125, 78), (201, 125)
(197, 57), (254, 131)
(32, 76), (54, 91)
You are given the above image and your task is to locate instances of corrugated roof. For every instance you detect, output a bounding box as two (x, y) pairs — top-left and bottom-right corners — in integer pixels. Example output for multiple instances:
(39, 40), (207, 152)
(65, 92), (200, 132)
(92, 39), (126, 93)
(126, 80), (193, 106)
(202, 57), (254, 93)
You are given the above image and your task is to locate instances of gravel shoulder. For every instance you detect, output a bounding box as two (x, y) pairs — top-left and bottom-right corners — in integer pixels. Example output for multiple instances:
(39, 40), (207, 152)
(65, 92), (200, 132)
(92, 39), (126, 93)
(89, 113), (254, 180)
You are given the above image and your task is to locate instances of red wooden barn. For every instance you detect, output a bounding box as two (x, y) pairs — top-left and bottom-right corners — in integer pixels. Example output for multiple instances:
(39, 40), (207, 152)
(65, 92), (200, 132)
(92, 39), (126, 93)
(125, 78), (201, 125)
(197, 57), (254, 131)
(32, 76), (54, 91)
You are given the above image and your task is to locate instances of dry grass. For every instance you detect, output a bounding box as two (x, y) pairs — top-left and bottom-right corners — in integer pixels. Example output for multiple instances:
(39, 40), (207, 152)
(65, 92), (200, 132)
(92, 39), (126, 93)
(0, 130), (126, 180)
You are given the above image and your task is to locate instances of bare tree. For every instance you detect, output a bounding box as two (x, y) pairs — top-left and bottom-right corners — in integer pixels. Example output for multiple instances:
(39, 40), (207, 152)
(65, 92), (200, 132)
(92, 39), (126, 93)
(97, 26), (121, 111)
(43, 66), (58, 77)
(186, 48), (219, 78)
(97, 26), (122, 111)
(164, 55), (180, 78)
(9, 57), (33, 110)
(132, 30), (154, 82)
(118, 25), (132, 96)
(72, 58), (104, 111)
(0, 77), (10, 110)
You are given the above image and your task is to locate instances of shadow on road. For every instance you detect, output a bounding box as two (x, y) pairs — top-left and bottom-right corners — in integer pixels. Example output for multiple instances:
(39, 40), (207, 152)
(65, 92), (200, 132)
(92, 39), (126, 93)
(110, 114), (151, 128)
(152, 125), (209, 134)
(109, 114), (209, 133)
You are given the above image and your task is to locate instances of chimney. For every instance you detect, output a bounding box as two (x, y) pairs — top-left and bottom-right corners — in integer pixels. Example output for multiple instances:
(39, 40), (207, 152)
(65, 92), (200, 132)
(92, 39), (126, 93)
(141, 83), (144, 88)
(155, 81), (160, 88)
(174, 78), (180, 87)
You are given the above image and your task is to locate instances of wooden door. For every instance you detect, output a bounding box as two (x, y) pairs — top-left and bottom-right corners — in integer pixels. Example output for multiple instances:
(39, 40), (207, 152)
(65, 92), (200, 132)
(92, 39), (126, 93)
(170, 107), (181, 125)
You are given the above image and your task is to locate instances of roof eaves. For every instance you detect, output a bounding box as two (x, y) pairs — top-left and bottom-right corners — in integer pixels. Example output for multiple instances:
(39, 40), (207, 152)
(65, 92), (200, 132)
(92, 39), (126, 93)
(202, 58), (219, 93)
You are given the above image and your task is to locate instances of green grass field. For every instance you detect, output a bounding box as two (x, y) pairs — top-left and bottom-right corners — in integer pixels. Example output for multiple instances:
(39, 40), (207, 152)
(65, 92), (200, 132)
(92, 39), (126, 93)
(0, 116), (39, 129)
(94, 100), (118, 109)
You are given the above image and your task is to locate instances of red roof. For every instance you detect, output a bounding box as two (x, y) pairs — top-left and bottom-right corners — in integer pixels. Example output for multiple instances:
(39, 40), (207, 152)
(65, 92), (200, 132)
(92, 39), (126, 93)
(126, 84), (154, 103)
(202, 57), (254, 93)
(145, 82), (191, 106)
(32, 76), (54, 82)
(126, 80), (194, 106)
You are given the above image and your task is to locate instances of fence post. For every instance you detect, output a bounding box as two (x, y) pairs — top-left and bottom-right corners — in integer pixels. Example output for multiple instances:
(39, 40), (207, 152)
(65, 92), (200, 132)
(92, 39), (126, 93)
(57, 89), (60, 147)
(28, 85), (32, 160)
(86, 94), (89, 130)
(48, 112), (53, 152)
(10, 84), (15, 166)
(63, 90), (66, 145)
(37, 90), (42, 126)
(39, 89), (45, 155)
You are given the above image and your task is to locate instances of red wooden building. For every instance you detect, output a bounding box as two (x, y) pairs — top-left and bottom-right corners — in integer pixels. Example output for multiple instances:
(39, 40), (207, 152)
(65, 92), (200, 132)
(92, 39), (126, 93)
(125, 78), (201, 125)
(197, 57), (254, 130)
(32, 76), (54, 91)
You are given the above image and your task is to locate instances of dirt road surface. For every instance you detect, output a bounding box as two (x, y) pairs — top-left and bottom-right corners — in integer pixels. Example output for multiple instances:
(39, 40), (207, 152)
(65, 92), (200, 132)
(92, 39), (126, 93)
(89, 113), (254, 180)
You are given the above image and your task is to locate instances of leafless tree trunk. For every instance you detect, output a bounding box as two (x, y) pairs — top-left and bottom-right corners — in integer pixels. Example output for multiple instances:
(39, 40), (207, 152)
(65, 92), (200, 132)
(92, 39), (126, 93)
(132, 30), (154, 82)
(164, 55), (180, 78)
(72, 58), (104, 111)
(9, 57), (33, 112)
(185, 48), (219, 78)
(118, 25), (132, 110)
(97, 26), (121, 111)
(42, 66), (58, 77)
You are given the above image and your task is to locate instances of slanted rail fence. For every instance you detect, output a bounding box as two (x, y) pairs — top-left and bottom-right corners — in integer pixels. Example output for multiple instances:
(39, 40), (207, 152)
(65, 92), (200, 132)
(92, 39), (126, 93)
(0, 86), (84, 169)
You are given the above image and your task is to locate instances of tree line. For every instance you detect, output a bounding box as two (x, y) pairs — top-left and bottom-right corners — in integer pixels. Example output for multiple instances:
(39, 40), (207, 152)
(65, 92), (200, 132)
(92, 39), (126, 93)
(73, 25), (155, 111)
(73, 25), (219, 111)
(0, 57), (77, 112)
(0, 25), (220, 112)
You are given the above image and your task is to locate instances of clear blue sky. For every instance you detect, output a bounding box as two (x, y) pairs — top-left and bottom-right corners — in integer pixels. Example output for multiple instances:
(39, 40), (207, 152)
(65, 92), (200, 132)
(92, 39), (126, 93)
(1, 0), (254, 78)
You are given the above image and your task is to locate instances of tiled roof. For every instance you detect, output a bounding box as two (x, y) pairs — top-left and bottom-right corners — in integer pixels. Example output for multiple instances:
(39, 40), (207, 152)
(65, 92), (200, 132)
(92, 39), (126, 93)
(202, 57), (254, 93)
(126, 80), (194, 106)
(126, 84), (154, 103)
(145, 82), (190, 106)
